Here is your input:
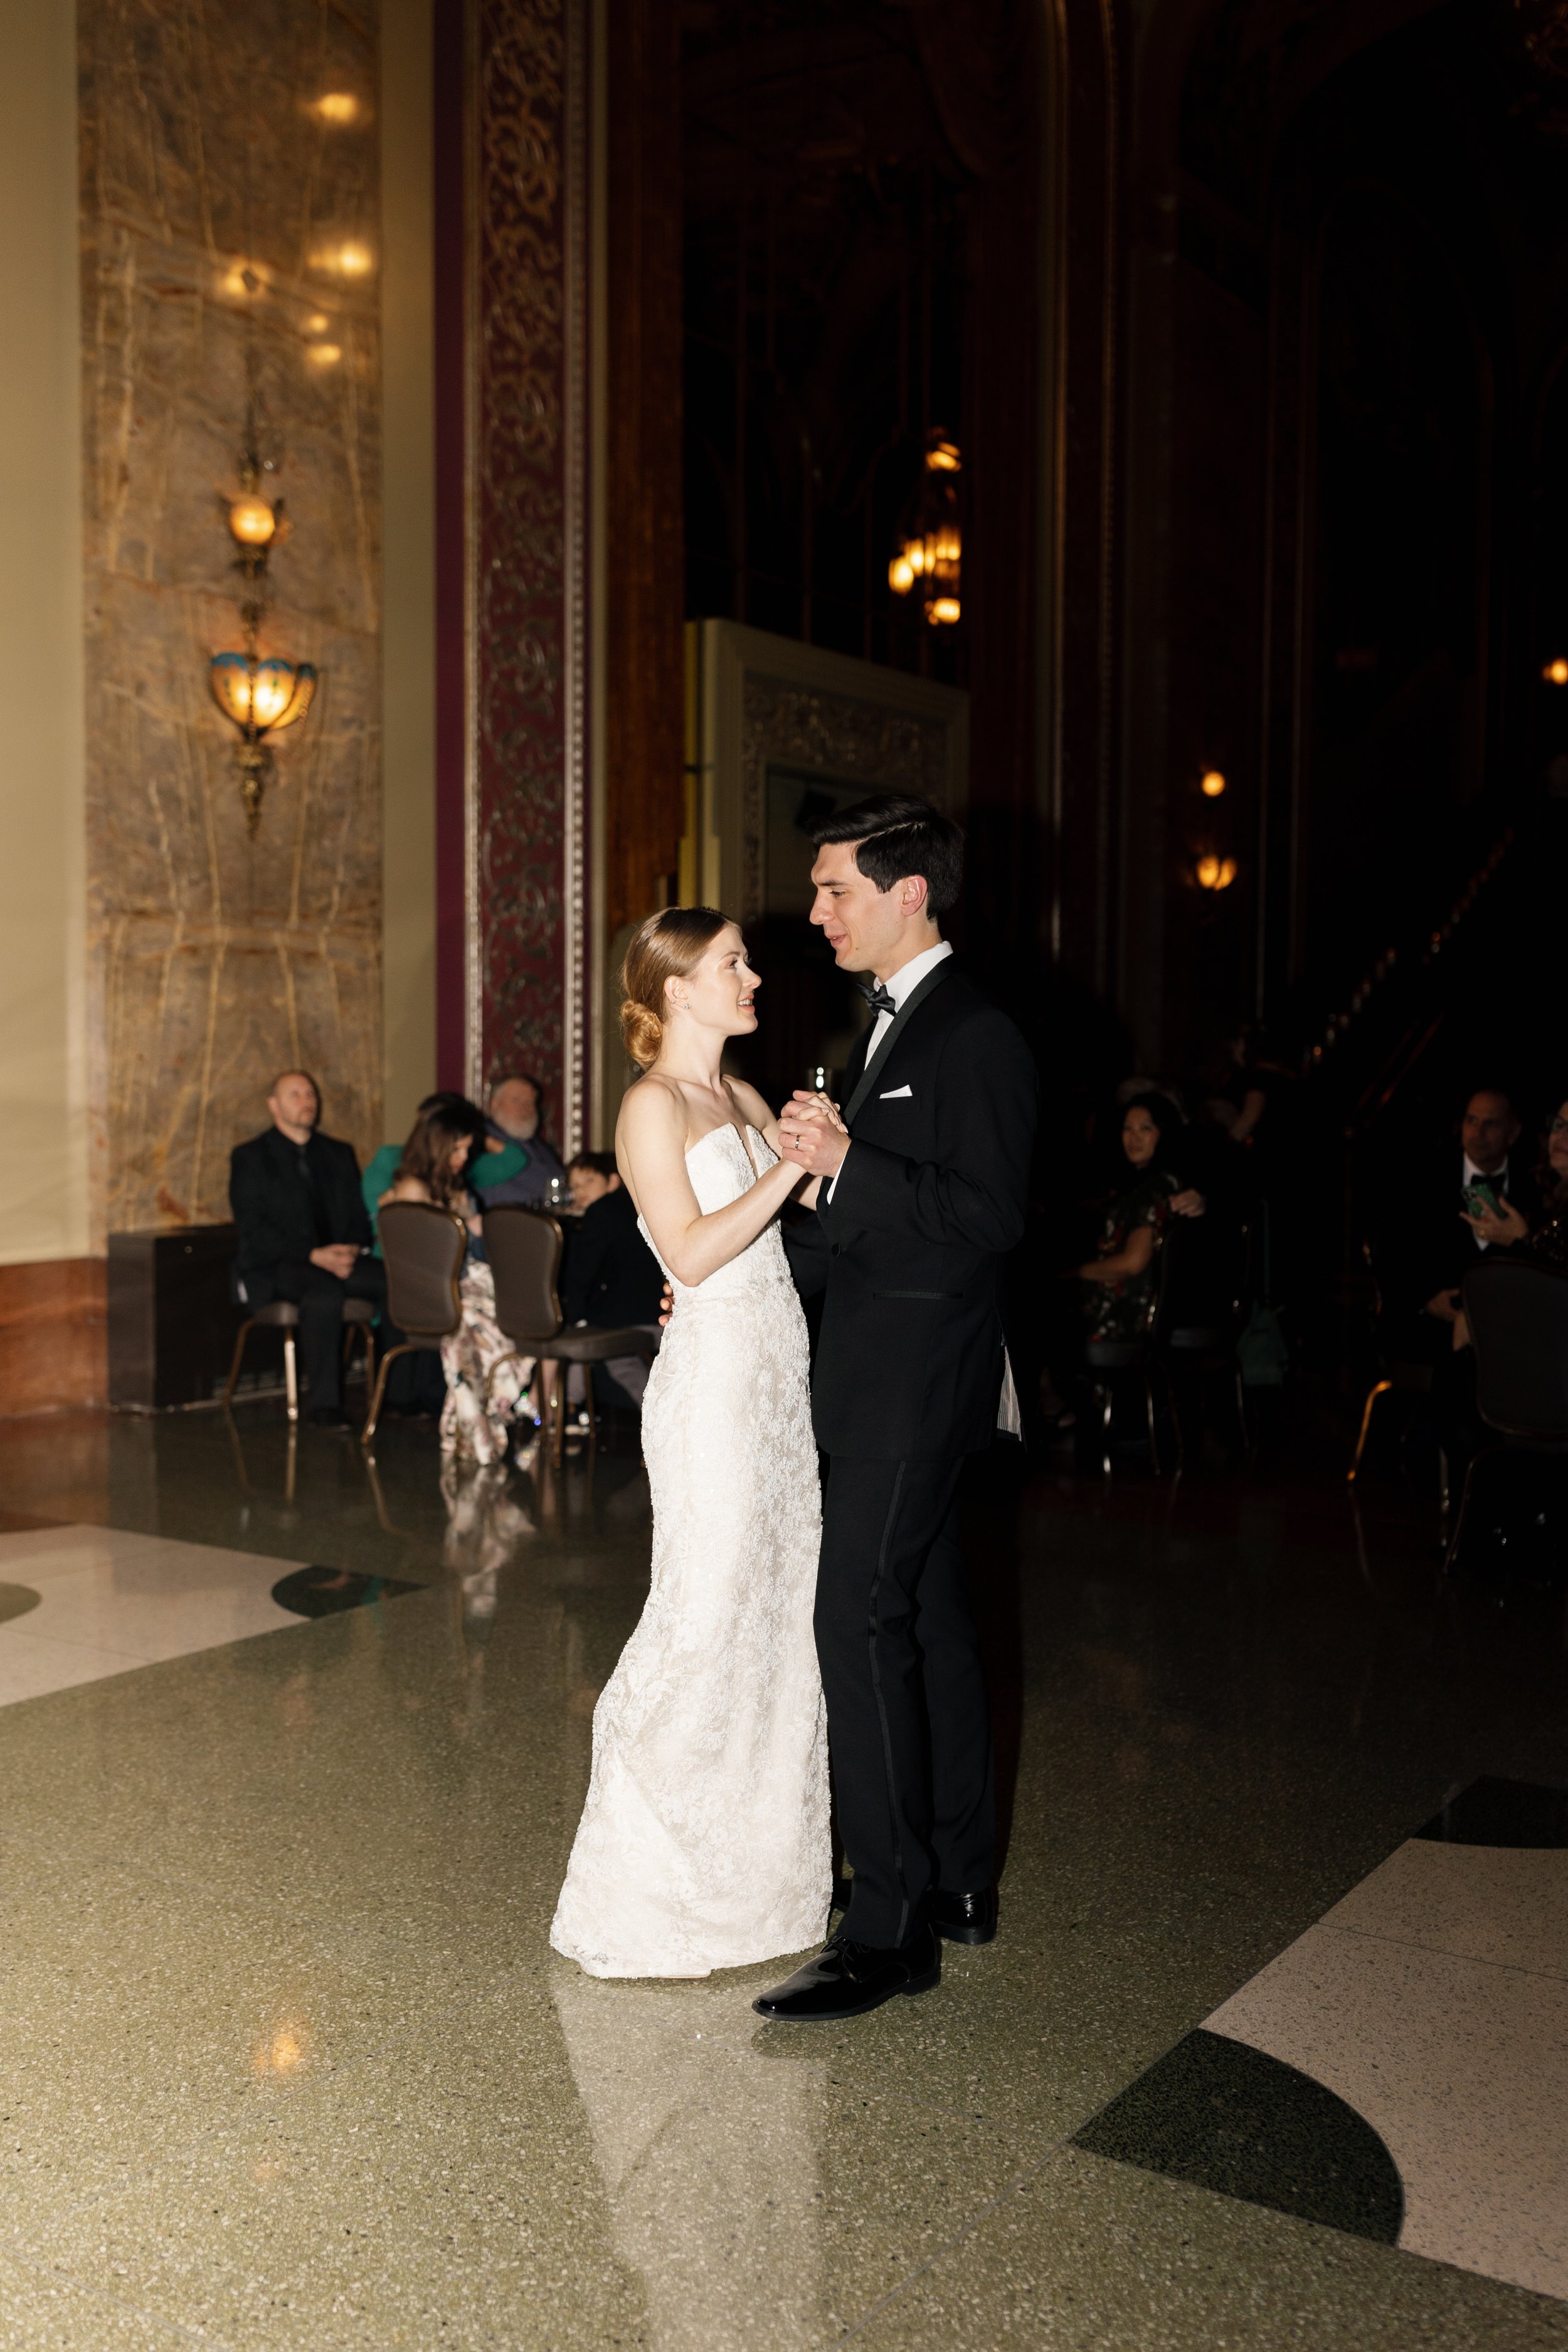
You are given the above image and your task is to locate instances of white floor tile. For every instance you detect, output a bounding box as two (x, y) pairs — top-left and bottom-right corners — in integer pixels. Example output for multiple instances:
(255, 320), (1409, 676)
(0, 1525), (307, 1705)
(1320, 1838), (1568, 1983)
(1207, 1917), (1568, 2300)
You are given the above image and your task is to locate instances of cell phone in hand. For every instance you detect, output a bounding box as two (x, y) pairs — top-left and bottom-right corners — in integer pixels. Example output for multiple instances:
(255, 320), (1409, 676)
(1461, 1182), (1501, 1219)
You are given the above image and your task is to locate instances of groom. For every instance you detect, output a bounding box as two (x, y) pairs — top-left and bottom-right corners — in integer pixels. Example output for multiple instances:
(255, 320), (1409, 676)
(755, 792), (1037, 2023)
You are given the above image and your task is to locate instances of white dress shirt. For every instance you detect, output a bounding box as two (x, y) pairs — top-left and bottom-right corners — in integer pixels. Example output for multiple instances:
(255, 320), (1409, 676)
(825, 940), (953, 1202)
(1462, 1153), (1509, 1252)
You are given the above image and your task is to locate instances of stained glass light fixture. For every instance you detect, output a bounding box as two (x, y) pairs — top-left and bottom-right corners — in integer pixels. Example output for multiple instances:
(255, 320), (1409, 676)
(209, 437), (316, 830)
(887, 432), (963, 626)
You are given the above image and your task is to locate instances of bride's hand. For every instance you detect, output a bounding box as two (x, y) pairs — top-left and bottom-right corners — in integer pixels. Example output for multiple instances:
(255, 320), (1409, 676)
(787, 1089), (846, 1133)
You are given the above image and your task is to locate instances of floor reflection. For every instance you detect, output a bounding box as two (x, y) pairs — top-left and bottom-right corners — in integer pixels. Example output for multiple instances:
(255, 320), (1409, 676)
(551, 1967), (827, 2351)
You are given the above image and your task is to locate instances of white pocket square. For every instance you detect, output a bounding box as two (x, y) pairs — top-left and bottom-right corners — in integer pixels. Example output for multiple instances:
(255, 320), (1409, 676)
(879, 1084), (913, 1099)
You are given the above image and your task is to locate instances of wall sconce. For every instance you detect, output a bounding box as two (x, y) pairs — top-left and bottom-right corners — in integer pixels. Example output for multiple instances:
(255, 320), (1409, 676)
(1200, 769), (1227, 797)
(1195, 854), (1237, 891)
(209, 437), (316, 831)
(887, 431), (963, 626)
(1543, 657), (1568, 685)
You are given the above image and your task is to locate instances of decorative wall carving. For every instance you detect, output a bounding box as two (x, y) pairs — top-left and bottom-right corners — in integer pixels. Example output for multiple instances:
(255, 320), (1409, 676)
(79, 0), (381, 1236)
(738, 682), (958, 924)
(692, 622), (968, 926)
(465, 0), (589, 1148)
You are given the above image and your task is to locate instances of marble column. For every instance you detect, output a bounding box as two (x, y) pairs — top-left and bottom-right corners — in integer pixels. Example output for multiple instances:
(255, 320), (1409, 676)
(79, 0), (383, 1236)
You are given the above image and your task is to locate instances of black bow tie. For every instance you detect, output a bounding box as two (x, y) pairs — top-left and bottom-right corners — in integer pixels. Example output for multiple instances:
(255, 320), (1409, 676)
(859, 982), (898, 1019)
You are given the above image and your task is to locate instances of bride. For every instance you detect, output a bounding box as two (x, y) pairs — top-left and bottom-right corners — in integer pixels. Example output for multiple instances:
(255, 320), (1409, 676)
(549, 908), (833, 1978)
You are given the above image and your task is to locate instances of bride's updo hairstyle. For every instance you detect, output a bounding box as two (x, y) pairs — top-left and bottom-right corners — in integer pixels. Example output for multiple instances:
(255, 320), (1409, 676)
(620, 906), (729, 1071)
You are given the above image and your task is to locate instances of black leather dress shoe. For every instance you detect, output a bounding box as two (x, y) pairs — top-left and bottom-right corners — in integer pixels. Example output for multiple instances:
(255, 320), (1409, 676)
(752, 1925), (940, 2022)
(928, 1887), (997, 1946)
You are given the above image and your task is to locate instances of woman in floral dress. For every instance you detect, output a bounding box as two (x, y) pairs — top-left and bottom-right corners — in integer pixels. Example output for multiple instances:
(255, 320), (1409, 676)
(379, 1102), (531, 1465)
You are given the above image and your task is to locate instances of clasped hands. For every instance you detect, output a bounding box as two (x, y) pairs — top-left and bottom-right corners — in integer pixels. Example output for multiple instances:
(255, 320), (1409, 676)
(776, 1090), (850, 1180)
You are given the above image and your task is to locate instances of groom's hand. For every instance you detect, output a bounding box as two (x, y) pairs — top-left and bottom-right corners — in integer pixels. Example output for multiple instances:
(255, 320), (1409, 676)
(778, 1093), (850, 1179)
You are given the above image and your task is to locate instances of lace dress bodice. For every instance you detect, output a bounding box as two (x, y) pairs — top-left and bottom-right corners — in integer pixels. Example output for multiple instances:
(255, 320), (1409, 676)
(550, 1116), (829, 1979)
(637, 1122), (797, 1303)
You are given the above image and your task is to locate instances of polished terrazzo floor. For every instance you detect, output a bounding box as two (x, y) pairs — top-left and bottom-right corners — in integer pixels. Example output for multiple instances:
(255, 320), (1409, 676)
(0, 1401), (1562, 2348)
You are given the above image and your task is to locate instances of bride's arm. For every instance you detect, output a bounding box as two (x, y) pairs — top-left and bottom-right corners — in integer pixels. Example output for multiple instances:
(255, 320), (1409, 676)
(617, 1078), (804, 1287)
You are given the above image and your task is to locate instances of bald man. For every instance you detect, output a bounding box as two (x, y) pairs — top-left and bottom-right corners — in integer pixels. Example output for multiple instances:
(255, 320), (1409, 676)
(229, 1071), (383, 1426)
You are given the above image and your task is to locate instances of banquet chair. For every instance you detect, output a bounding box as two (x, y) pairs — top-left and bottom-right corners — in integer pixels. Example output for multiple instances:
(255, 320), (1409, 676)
(1444, 1256), (1568, 1575)
(484, 1205), (658, 1468)
(361, 1201), (467, 1446)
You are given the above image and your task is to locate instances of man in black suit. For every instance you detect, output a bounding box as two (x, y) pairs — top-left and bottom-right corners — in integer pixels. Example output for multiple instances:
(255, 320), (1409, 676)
(229, 1072), (383, 1427)
(753, 794), (1037, 2024)
(1377, 1085), (1538, 1477)
(1382, 1086), (1537, 1357)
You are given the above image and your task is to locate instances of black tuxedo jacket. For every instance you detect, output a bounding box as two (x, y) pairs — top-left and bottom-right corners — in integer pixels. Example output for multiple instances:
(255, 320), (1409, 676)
(229, 1126), (371, 1275)
(783, 959), (1037, 1459)
(560, 1184), (664, 1327)
(1382, 1152), (1540, 1322)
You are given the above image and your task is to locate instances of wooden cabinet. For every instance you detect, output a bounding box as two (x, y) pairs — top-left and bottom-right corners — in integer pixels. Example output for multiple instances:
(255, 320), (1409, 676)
(106, 1226), (259, 1411)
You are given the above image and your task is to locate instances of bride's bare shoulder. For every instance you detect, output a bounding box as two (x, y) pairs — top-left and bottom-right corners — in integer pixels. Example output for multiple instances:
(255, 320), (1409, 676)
(617, 1071), (687, 1150)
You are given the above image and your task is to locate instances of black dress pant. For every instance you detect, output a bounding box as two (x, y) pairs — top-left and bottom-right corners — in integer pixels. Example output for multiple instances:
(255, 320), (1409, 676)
(256, 1258), (386, 1411)
(815, 1453), (995, 1949)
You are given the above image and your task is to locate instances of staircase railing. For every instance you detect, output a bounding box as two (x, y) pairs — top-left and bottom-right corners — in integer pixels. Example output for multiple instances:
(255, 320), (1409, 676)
(1298, 825), (1515, 1127)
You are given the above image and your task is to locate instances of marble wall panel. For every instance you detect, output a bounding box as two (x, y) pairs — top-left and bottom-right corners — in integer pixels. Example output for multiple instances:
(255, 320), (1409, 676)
(80, 0), (382, 1237)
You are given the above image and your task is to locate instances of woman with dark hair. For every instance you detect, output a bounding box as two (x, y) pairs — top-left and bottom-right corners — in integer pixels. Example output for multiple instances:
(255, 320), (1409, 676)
(380, 1099), (530, 1465)
(1074, 1092), (1182, 1341)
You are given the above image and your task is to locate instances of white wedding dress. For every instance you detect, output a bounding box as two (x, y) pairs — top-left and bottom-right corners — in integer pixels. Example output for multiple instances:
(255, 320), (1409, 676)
(549, 1122), (830, 1978)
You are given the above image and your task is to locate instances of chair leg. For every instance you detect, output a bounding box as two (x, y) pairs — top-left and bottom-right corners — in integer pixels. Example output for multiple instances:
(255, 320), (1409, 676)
(1158, 1360), (1184, 1473)
(1348, 1379), (1392, 1483)
(551, 1372), (566, 1471)
(1099, 1379), (1114, 1478)
(1143, 1372), (1161, 1476)
(283, 1333), (299, 1425)
(222, 1320), (256, 1410)
(586, 1375), (599, 1467)
(1441, 1452), (1485, 1578)
(283, 1422), (298, 1506)
(362, 1342), (415, 1447)
(481, 1350), (524, 1415)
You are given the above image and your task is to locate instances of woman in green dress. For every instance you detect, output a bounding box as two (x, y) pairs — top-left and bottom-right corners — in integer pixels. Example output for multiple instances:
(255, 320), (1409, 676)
(1077, 1093), (1182, 1341)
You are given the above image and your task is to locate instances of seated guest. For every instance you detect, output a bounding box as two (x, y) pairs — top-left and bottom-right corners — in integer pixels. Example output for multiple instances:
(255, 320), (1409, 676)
(361, 1094), (526, 1241)
(1458, 1095), (1568, 1272)
(1380, 1086), (1538, 1359)
(557, 1150), (664, 1410)
(479, 1073), (568, 1206)
(380, 1102), (529, 1466)
(230, 1071), (381, 1428)
(1075, 1094), (1182, 1340)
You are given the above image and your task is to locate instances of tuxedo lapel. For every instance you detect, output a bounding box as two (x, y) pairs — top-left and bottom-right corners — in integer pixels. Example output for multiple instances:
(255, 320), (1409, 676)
(843, 958), (955, 1125)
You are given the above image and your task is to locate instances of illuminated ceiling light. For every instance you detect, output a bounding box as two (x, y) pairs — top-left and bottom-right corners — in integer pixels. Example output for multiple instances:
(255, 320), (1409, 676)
(926, 439), (960, 472)
(306, 312), (330, 334)
(220, 261), (268, 300)
(305, 343), (342, 368)
(928, 597), (961, 627)
(1544, 657), (1568, 685)
(312, 239), (374, 278)
(227, 493), (278, 548)
(310, 92), (361, 125)
(887, 554), (914, 594)
(1200, 769), (1226, 797)
(1195, 854), (1237, 891)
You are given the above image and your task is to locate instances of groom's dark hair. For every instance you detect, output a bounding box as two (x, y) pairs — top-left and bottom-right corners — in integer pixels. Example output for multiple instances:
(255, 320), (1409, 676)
(805, 792), (965, 915)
